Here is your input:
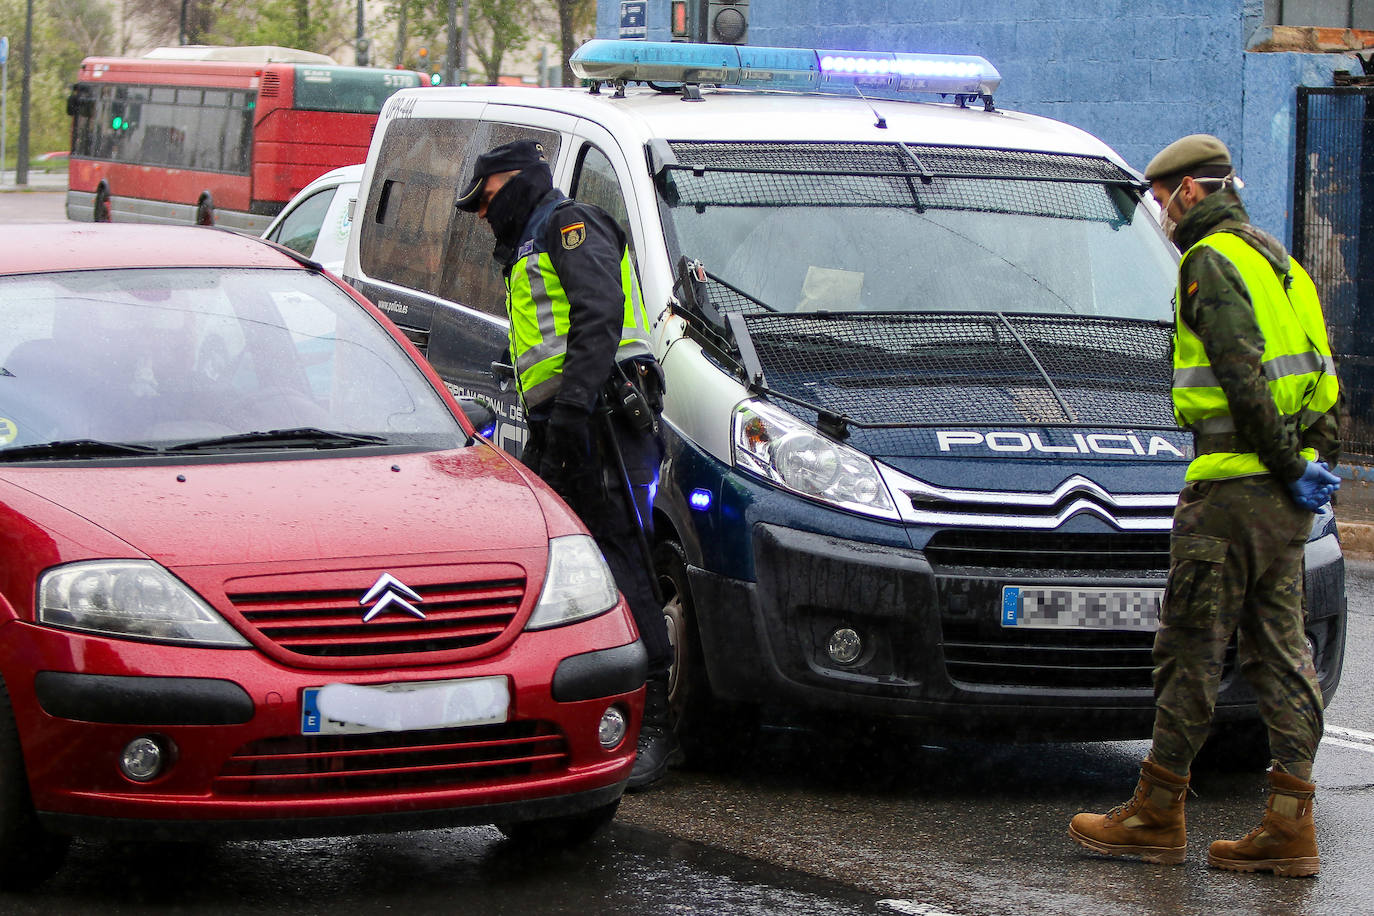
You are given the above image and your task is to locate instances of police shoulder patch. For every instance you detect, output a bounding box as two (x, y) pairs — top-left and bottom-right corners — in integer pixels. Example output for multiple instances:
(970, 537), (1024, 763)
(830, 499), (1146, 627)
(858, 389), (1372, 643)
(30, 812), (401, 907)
(560, 222), (586, 250)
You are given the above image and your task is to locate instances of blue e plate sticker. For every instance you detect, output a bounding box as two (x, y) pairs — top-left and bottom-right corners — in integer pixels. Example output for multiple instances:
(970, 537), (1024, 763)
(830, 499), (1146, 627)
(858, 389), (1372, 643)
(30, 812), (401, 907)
(1002, 587), (1020, 626)
(302, 690), (323, 733)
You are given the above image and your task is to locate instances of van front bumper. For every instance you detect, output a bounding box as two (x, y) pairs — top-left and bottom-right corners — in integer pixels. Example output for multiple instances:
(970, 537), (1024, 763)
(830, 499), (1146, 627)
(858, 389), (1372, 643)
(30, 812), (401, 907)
(689, 522), (1344, 742)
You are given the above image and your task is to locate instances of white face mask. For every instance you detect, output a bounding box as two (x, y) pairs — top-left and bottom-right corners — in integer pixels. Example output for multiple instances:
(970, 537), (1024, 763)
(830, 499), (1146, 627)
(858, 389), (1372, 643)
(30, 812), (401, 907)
(1156, 187), (1182, 243)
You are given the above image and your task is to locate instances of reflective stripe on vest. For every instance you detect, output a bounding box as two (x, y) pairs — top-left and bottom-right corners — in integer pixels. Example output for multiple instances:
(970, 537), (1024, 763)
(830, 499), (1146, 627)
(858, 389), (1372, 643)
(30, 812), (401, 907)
(506, 216), (653, 409)
(1172, 231), (1338, 480)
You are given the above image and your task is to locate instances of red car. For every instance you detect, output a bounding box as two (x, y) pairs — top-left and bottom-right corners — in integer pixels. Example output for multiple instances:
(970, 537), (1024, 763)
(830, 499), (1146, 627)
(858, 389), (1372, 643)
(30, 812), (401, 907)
(0, 224), (644, 888)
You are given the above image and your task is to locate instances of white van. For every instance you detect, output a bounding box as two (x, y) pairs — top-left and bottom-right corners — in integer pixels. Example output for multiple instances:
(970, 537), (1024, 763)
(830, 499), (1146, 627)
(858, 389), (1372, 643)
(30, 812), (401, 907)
(343, 41), (1346, 765)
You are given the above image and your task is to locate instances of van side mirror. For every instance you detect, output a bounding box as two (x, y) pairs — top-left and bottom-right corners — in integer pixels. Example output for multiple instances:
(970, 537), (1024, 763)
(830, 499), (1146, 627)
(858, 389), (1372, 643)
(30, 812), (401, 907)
(457, 396), (497, 441)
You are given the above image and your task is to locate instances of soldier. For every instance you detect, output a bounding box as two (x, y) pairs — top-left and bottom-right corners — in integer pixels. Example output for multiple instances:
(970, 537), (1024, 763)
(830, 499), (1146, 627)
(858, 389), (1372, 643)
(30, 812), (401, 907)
(456, 139), (679, 790)
(1068, 134), (1341, 877)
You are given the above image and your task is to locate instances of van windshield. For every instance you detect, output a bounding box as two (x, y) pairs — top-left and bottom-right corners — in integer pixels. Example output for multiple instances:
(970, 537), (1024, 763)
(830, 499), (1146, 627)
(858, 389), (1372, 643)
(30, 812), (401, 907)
(657, 141), (1176, 322)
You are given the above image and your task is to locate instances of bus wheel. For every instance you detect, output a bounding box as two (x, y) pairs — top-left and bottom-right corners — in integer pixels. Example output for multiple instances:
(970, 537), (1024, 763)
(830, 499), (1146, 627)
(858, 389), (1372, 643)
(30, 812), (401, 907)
(93, 185), (111, 222)
(654, 539), (758, 770)
(195, 194), (215, 226)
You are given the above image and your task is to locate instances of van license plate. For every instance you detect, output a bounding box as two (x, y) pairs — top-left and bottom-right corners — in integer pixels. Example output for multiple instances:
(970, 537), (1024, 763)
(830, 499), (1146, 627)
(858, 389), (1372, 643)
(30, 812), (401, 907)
(301, 676), (509, 735)
(1000, 586), (1162, 632)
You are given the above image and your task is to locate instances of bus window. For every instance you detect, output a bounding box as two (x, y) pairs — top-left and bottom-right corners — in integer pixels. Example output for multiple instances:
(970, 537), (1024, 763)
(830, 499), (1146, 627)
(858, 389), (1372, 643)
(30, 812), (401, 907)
(66, 51), (424, 234)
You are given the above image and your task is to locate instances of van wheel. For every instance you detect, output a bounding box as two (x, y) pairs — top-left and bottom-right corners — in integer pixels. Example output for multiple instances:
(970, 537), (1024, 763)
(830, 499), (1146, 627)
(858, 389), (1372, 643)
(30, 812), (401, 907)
(195, 194), (215, 226)
(496, 799), (619, 847)
(94, 185), (111, 222)
(1192, 719), (1272, 773)
(0, 681), (69, 890)
(655, 539), (757, 769)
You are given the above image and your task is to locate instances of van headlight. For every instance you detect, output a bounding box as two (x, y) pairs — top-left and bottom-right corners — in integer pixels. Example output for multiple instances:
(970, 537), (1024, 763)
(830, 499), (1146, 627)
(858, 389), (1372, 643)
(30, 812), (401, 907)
(732, 399), (898, 520)
(526, 535), (620, 630)
(38, 560), (251, 647)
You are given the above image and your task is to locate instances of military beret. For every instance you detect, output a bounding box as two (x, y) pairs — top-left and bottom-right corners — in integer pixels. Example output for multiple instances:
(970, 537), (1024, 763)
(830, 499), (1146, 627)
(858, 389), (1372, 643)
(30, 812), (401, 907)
(455, 139), (547, 212)
(1144, 134), (1233, 182)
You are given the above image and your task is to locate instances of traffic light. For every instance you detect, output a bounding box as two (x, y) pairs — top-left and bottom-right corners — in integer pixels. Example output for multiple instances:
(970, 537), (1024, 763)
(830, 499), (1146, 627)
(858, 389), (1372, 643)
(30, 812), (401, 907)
(705, 0), (748, 44)
(670, 1), (692, 39)
(671, 1), (749, 44)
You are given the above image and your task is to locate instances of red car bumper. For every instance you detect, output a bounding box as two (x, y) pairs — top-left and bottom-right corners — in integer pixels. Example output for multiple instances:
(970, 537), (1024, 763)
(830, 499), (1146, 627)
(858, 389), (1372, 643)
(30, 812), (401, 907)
(0, 608), (643, 840)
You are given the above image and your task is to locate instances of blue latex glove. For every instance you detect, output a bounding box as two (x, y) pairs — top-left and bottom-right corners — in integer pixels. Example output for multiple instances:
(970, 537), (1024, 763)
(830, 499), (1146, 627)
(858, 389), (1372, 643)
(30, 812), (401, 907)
(1287, 460), (1340, 511)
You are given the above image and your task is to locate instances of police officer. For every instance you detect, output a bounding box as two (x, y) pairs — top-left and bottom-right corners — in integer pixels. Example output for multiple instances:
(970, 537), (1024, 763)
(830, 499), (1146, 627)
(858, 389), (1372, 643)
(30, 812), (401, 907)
(1068, 135), (1340, 876)
(456, 139), (678, 790)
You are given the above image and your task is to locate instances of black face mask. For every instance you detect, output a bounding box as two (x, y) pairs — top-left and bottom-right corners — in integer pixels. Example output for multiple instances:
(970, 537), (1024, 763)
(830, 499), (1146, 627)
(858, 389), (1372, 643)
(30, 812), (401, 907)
(486, 163), (553, 256)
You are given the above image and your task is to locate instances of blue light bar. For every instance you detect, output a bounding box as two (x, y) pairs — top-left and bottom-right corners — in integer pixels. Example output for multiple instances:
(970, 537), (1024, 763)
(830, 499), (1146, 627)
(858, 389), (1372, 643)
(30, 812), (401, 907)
(689, 489), (713, 511)
(569, 40), (1001, 99)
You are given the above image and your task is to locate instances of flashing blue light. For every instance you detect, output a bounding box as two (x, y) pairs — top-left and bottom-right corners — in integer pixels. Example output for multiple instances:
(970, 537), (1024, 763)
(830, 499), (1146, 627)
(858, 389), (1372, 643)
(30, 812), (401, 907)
(479, 423), (497, 438)
(689, 488), (713, 511)
(569, 39), (1000, 99)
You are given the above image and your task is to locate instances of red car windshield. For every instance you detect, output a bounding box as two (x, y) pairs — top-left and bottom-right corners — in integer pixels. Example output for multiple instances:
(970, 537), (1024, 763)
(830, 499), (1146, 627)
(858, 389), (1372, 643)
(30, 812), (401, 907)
(0, 266), (462, 454)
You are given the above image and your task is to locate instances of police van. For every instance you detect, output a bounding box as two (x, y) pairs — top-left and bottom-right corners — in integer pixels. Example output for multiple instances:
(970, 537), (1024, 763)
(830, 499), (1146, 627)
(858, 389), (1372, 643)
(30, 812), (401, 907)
(342, 40), (1346, 764)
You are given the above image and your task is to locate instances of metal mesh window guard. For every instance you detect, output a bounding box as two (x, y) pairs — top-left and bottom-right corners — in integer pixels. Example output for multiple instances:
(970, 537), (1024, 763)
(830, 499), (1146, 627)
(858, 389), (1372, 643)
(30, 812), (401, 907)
(664, 171), (1124, 223)
(662, 141), (1135, 224)
(737, 312), (1174, 428)
(667, 141), (1136, 183)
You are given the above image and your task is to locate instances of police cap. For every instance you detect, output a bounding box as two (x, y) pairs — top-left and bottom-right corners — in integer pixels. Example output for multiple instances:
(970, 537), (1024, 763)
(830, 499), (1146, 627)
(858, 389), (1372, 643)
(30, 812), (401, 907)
(1144, 134), (1233, 183)
(455, 139), (547, 212)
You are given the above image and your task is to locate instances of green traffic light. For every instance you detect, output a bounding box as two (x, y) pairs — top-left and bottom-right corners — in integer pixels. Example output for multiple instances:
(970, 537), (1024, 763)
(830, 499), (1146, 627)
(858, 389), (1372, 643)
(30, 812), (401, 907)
(430, 73), (442, 86)
(111, 116), (124, 129)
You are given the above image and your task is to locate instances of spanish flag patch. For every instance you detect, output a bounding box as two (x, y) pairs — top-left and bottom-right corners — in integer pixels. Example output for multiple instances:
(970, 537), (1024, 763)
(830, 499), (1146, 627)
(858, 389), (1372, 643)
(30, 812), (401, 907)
(560, 222), (586, 250)
(1187, 280), (1199, 296)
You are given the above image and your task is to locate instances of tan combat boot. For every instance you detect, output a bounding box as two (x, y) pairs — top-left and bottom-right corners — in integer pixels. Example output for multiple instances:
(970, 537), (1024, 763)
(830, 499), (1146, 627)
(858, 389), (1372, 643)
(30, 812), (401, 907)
(1207, 768), (1320, 877)
(1069, 758), (1188, 865)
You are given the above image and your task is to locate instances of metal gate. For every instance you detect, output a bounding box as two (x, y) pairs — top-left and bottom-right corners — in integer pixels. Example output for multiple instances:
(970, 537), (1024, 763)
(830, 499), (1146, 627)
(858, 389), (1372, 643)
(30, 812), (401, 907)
(1294, 84), (1374, 460)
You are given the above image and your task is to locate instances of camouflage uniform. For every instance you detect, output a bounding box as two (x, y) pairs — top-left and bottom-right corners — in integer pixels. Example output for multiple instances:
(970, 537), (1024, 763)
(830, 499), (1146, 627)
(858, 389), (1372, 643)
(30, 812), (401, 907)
(1150, 190), (1340, 780)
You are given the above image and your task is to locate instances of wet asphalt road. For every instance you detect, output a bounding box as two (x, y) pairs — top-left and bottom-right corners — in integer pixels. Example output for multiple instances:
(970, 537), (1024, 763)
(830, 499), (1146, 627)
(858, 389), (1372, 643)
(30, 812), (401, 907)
(1, 191), (1371, 914)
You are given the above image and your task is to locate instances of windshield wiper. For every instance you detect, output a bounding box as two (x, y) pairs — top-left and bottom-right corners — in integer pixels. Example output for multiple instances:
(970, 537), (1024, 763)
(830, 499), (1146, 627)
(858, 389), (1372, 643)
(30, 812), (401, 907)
(165, 428), (388, 452)
(0, 439), (163, 462)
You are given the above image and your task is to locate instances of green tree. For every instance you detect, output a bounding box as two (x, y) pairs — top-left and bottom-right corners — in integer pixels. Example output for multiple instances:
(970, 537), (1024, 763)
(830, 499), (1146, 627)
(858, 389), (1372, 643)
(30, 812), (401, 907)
(0, 0), (116, 162)
(465, 0), (533, 84)
(126, 1), (351, 55)
(554, 0), (595, 86)
(206, 0), (350, 57)
(378, 0), (444, 74)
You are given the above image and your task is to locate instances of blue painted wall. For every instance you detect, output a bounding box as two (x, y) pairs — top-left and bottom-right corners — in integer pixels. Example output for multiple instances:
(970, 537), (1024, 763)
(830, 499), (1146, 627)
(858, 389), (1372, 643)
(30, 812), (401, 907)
(595, 0), (1362, 241)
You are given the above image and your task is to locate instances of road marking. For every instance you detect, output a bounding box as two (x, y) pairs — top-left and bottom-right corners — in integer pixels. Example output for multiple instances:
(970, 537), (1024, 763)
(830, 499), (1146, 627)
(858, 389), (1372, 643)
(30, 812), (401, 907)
(1326, 724), (1374, 746)
(1323, 737), (1374, 754)
(1322, 725), (1374, 756)
(879, 901), (967, 916)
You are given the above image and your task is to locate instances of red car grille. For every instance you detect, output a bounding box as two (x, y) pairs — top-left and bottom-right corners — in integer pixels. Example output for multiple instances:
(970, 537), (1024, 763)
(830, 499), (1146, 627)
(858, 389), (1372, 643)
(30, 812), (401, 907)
(228, 577), (525, 658)
(215, 722), (569, 795)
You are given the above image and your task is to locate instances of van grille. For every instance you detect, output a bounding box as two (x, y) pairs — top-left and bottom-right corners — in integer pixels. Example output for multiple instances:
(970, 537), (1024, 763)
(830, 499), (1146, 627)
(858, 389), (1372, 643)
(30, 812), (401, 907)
(215, 722), (568, 795)
(925, 530), (1171, 573)
(228, 576), (525, 659)
(941, 622), (1236, 690)
(260, 74), (280, 98)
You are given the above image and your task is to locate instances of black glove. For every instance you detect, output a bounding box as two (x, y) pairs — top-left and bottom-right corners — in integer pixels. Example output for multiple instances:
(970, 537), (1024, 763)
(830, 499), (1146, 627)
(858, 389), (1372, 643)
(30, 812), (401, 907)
(538, 401), (594, 490)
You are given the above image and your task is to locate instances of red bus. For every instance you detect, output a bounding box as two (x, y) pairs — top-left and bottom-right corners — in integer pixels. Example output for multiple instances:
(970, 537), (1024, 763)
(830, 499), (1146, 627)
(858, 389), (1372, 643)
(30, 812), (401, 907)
(66, 46), (425, 232)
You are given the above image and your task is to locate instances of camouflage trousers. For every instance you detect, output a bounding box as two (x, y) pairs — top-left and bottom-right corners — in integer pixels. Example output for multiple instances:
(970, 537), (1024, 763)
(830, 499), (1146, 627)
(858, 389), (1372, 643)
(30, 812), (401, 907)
(1150, 474), (1324, 777)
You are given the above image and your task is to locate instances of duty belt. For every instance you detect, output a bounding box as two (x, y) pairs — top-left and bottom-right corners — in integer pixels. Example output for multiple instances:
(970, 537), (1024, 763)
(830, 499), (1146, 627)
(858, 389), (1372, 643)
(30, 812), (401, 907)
(1193, 431), (1248, 455)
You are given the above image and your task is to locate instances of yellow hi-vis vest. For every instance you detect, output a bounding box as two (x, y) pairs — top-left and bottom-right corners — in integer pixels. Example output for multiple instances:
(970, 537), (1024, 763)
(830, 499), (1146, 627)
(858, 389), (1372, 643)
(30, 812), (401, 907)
(505, 205), (653, 410)
(1172, 231), (1338, 481)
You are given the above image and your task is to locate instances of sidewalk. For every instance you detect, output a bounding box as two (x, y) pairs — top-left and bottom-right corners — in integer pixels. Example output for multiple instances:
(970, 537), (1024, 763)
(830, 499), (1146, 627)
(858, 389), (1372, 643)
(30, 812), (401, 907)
(1335, 463), (1374, 558)
(0, 170), (67, 190)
